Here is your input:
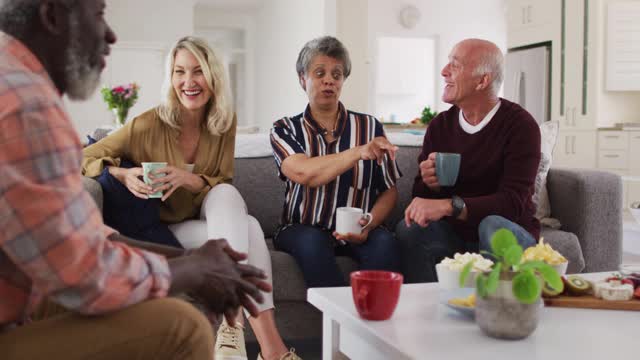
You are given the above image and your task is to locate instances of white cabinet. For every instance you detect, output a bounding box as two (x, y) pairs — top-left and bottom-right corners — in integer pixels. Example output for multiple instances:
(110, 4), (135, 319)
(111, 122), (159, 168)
(506, 0), (559, 48)
(597, 130), (640, 208)
(553, 130), (597, 169)
(557, 0), (596, 130)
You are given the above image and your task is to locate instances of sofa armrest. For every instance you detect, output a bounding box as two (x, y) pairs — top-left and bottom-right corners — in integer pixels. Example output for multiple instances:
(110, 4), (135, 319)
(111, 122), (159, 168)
(82, 176), (103, 212)
(546, 168), (622, 272)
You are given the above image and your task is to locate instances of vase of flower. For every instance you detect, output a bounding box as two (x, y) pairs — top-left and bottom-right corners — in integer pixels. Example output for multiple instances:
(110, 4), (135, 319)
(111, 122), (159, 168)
(112, 108), (128, 128)
(101, 83), (139, 129)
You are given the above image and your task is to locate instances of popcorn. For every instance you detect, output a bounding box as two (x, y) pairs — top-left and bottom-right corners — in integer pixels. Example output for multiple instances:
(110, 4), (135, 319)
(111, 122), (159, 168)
(522, 237), (567, 265)
(439, 252), (493, 272)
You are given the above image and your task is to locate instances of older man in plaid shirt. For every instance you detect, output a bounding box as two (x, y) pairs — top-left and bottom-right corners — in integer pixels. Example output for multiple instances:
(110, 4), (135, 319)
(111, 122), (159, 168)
(0, 1), (270, 359)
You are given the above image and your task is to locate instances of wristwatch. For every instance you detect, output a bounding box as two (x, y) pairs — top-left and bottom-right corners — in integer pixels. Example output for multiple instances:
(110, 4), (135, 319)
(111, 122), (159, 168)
(451, 195), (465, 219)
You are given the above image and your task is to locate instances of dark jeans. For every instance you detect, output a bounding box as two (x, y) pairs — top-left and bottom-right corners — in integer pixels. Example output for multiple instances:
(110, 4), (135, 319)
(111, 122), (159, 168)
(273, 224), (400, 288)
(96, 161), (181, 248)
(395, 215), (537, 283)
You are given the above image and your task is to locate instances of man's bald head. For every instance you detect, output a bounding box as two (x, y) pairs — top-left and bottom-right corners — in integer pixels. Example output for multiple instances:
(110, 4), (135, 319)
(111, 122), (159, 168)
(455, 38), (504, 95)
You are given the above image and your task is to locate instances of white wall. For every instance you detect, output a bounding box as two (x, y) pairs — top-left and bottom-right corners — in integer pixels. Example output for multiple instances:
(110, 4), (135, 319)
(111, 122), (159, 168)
(254, 0), (329, 130)
(364, 0), (507, 115)
(65, 0), (195, 139)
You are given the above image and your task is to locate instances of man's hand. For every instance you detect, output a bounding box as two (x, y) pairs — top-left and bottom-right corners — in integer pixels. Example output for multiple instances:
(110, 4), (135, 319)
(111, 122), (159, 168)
(359, 137), (399, 164)
(404, 198), (452, 227)
(419, 152), (441, 191)
(168, 239), (271, 326)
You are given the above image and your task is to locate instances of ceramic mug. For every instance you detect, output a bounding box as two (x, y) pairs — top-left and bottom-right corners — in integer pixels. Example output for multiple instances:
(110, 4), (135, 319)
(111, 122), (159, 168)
(335, 207), (373, 235)
(350, 270), (403, 320)
(435, 152), (461, 187)
(141, 162), (167, 198)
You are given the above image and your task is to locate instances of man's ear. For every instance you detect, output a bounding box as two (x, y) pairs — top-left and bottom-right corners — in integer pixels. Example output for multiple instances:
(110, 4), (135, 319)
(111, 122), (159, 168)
(476, 74), (491, 91)
(299, 74), (306, 91)
(39, 0), (66, 35)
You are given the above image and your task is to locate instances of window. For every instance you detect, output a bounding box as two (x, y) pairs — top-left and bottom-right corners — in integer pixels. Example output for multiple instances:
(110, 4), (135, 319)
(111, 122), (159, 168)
(374, 36), (437, 123)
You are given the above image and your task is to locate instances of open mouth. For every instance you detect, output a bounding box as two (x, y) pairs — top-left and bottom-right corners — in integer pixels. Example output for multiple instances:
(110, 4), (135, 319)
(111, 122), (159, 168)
(183, 89), (202, 97)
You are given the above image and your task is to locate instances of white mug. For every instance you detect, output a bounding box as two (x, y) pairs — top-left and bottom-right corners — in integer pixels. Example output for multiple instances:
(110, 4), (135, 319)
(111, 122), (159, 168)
(335, 207), (373, 235)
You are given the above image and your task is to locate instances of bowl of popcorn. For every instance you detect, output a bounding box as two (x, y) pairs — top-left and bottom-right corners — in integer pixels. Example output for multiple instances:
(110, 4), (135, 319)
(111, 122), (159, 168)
(436, 253), (494, 290)
(522, 238), (568, 275)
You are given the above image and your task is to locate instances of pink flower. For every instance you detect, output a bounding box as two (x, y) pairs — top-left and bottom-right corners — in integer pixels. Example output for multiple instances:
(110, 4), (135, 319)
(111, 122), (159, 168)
(113, 86), (125, 94)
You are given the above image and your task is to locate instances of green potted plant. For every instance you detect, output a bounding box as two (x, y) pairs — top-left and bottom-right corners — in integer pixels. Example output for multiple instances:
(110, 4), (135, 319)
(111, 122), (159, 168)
(459, 228), (563, 339)
(420, 106), (437, 126)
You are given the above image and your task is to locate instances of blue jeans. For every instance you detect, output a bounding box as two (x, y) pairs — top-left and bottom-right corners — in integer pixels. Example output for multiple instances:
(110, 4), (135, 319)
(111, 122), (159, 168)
(273, 224), (400, 288)
(395, 215), (536, 283)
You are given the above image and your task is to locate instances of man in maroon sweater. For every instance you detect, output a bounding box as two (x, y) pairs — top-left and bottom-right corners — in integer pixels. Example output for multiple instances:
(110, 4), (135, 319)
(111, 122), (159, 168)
(396, 38), (541, 283)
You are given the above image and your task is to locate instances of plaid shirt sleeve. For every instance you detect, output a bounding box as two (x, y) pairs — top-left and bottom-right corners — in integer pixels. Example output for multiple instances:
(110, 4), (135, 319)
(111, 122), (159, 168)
(0, 86), (171, 315)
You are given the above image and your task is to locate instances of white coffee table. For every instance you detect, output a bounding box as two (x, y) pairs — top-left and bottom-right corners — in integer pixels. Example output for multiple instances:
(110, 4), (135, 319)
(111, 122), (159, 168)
(308, 273), (638, 360)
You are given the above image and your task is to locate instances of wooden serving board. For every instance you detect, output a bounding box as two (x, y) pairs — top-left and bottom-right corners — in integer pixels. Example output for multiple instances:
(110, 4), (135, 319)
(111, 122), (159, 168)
(544, 295), (640, 311)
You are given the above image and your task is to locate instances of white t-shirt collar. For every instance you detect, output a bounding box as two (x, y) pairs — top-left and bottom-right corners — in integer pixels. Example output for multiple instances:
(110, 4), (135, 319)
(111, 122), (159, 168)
(459, 101), (501, 134)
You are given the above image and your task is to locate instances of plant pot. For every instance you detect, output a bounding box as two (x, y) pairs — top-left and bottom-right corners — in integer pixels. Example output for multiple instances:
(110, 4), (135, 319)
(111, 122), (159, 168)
(474, 274), (543, 340)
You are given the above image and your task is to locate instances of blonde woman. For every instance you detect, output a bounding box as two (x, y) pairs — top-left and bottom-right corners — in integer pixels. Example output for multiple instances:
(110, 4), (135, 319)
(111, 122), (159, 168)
(82, 36), (299, 360)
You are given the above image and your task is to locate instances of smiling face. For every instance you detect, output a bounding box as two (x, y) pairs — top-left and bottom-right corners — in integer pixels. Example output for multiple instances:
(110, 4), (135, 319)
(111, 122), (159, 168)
(171, 48), (213, 112)
(64, 0), (117, 100)
(440, 41), (482, 106)
(300, 55), (345, 111)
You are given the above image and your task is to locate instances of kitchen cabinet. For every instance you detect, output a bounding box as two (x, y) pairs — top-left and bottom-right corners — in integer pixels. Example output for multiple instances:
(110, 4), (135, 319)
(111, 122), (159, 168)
(558, 0), (597, 130)
(553, 130), (597, 169)
(597, 130), (640, 208)
(506, 0), (559, 48)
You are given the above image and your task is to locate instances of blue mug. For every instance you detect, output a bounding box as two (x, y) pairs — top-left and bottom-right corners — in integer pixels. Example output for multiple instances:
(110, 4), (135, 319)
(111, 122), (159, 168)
(436, 153), (461, 187)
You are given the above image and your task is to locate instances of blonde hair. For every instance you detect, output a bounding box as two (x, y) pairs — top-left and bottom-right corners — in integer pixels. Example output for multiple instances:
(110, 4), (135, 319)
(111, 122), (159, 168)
(158, 36), (233, 136)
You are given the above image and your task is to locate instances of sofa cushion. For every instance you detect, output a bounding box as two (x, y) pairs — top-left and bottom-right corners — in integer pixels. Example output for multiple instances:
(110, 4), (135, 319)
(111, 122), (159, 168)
(233, 156), (284, 238)
(540, 227), (585, 274)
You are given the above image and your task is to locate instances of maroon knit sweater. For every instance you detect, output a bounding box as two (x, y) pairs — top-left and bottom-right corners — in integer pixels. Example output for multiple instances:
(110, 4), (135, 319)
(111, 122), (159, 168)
(412, 98), (541, 243)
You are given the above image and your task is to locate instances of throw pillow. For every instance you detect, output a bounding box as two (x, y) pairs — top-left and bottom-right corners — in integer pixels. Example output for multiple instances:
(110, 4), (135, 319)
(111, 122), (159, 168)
(533, 121), (559, 223)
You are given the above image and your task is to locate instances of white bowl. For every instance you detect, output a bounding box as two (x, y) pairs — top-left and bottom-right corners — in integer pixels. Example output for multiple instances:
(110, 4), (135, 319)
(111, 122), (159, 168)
(435, 263), (477, 290)
(551, 261), (568, 276)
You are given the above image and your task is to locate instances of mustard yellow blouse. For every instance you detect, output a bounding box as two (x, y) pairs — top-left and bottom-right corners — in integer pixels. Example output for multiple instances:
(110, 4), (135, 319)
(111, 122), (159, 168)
(82, 108), (236, 223)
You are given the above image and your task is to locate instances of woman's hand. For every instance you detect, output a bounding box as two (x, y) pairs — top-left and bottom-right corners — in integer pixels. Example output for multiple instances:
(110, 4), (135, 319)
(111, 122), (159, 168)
(109, 166), (153, 199)
(419, 152), (441, 191)
(150, 165), (206, 201)
(332, 218), (372, 244)
(358, 136), (398, 164)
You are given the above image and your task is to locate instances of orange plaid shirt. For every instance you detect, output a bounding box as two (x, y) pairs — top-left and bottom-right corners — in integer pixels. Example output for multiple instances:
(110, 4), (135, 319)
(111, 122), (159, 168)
(0, 32), (171, 330)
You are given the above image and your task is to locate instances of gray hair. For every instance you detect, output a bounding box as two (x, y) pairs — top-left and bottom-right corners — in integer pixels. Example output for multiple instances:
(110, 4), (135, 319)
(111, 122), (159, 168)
(472, 43), (504, 95)
(0, 0), (78, 37)
(296, 36), (351, 78)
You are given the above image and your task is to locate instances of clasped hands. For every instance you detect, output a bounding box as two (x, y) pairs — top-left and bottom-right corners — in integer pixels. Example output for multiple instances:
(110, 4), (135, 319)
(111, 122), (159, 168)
(117, 165), (205, 201)
(171, 239), (272, 326)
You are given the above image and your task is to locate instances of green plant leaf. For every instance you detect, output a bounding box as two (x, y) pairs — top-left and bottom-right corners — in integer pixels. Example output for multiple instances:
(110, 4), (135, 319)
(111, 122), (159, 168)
(503, 244), (523, 267)
(485, 262), (502, 294)
(490, 228), (518, 257)
(476, 274), (488, 298)
(518, 260), (548, 272)
(534, 262), (563, 292)
(459, 260), (474, 288)
(512, 270), (541, 304)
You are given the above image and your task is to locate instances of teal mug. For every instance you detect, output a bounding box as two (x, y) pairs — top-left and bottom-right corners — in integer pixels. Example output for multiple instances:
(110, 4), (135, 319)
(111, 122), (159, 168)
(142, 162), (167, 198)
(435, 153), (461, 187)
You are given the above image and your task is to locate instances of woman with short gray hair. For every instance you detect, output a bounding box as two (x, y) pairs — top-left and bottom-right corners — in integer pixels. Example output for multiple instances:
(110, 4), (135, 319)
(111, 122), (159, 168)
(270, 36), (402, 288)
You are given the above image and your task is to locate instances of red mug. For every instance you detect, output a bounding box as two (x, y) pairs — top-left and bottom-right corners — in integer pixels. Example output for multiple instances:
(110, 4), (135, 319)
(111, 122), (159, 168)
(350, 270), (403, 320)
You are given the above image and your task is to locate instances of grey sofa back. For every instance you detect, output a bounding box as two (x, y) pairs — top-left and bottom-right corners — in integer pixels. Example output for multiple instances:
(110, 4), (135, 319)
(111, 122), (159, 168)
(232, 146), (422, 238)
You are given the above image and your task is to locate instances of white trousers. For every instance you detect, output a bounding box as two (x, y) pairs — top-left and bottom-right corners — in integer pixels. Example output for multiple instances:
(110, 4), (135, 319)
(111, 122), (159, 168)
(169, 184), (274, 314)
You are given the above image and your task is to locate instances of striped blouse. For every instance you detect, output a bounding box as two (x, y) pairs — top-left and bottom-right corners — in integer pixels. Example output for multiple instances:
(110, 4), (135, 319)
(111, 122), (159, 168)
(270, 102), (402, 230)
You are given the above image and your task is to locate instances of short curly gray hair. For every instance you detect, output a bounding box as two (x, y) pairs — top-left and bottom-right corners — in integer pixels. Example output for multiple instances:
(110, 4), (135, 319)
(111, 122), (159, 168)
(0, 0), (79, 38)
(296, 36), (351, 79)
